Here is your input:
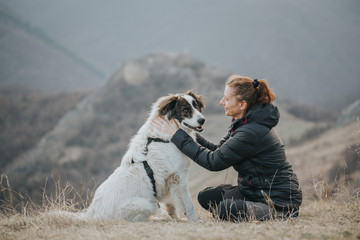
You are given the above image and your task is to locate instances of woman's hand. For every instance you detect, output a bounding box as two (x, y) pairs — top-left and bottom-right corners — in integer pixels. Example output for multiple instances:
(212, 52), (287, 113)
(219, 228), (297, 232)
(151, 117), (179, 137)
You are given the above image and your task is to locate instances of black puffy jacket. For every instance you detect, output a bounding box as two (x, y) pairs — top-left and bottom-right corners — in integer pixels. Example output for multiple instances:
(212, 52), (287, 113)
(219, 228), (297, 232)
(171, 103), (302, 210)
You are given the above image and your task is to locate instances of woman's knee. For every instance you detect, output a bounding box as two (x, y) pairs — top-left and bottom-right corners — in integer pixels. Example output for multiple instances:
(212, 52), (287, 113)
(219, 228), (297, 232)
(197, 186), (224, 210)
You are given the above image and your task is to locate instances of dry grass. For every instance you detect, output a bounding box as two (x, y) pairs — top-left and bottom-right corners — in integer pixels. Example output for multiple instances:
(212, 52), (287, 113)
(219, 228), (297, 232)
(1, 182), (359, 240)
(1, 120), (359, 239)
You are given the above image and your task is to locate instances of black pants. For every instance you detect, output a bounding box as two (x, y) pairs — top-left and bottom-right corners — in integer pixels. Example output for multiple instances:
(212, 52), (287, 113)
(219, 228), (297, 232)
(198, 184), (285, 221)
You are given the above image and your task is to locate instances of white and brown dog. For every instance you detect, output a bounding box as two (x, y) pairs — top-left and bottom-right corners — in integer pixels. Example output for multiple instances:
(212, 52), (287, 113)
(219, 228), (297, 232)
(86, 90), (205, 221)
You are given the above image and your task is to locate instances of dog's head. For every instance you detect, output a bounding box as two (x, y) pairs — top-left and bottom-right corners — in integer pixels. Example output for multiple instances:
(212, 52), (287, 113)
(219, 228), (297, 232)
(158, 90), (206, 132)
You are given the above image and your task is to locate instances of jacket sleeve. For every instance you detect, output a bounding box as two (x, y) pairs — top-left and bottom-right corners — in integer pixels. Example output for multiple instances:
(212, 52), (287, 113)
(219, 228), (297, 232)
(171, 129), (258, 171)
(195, 134), (218, 151)
(196, 131), (232, 151)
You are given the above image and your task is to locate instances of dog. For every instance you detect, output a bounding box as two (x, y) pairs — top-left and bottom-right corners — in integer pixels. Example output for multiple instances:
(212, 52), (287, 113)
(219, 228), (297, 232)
(85, 90), (205, 221)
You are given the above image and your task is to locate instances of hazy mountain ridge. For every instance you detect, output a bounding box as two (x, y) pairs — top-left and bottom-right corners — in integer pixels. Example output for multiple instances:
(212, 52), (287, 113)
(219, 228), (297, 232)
(2, 0), (359, 110)
(0, 87), (89, 173)
(0, 3), (104, 91)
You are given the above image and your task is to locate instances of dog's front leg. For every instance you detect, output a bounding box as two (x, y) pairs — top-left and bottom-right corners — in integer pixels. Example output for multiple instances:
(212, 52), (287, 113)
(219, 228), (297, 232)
(168, 174), (198, 221)
(180, 185), (198, 221)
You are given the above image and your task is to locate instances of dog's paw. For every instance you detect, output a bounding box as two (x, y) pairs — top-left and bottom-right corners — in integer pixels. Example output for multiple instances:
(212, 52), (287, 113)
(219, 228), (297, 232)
(149, 216), (169, 222)
(186, 213), (198, 222)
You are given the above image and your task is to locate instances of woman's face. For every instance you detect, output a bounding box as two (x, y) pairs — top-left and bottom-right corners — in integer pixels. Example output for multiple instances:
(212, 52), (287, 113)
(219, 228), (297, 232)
(220, 85), (246, 119)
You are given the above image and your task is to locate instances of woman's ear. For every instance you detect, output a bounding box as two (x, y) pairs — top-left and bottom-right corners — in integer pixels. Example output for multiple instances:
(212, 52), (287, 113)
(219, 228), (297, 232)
(240, 101), (247, 111)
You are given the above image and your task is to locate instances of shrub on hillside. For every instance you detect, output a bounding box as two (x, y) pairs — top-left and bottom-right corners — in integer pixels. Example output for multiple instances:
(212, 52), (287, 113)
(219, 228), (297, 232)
(0, 87), (89, 172)
(288, 122), (333, 146)
(280, 99), (338, 122)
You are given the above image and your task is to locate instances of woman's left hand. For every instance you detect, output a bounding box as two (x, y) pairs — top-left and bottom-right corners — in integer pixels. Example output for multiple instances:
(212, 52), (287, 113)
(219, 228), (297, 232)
(151, 117), (179, 137)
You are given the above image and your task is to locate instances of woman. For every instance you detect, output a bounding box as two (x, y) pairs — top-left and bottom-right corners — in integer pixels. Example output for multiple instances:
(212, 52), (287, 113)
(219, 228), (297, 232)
(152, 75), (302, 221)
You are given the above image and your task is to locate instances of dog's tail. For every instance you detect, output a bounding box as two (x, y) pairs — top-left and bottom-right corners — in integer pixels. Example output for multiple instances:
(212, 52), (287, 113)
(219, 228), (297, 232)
(47, 210), (89, 221)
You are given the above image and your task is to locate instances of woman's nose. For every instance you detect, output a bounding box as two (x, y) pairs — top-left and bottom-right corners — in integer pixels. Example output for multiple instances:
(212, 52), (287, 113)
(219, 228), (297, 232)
(220, 98), (224, 105)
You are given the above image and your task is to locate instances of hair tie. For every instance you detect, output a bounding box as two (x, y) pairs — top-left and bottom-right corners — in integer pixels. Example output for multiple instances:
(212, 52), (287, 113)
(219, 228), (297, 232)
(253, 79), (259, 88)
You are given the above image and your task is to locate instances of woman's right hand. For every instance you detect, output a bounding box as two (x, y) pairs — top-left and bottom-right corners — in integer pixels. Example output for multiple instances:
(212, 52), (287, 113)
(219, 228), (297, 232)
(151, 117), (179, 137)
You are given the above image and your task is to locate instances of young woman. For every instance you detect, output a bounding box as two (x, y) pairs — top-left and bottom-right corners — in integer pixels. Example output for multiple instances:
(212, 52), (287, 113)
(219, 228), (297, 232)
(151, 75), (302, 221)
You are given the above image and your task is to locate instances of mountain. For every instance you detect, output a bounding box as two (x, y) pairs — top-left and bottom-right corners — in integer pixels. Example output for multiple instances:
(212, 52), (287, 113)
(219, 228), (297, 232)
(0, 87), (89, 173)
(2, 52), (353, 206)
(336, 99), (360, 127)
(2, 0), (360, 110)
(0, 3), (104, 92)
(286, 121), (359, 198)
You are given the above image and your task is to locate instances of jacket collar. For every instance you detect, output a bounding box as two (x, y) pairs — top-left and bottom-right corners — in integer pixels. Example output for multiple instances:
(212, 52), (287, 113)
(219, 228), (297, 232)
(229, 116), (248, 133)
(228, 103), (279, 133)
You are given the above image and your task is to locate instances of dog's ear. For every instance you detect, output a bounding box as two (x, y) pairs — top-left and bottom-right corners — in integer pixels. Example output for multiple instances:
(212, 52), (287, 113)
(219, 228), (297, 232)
(158, 95), (179, 120)
(185, 90), (205, 111)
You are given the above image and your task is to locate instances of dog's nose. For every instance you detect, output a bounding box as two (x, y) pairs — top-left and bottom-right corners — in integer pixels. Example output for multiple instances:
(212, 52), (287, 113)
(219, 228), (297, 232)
(198, 118), (205, 125)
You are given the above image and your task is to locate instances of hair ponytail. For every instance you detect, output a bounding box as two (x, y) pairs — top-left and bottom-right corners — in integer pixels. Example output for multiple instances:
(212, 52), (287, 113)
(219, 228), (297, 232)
(226, 75), (276, 112)
(256, 79), (275, 105)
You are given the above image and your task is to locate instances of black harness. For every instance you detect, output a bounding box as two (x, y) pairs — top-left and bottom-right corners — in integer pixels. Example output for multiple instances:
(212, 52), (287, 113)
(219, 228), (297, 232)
(131, 137), (170, 197)
(144, 137), (170, 155)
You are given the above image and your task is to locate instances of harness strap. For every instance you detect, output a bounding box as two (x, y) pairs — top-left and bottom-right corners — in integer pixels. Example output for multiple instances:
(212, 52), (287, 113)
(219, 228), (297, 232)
(131, 137), (170, 198)
(144, 137), (170, 154)
(142, 161), (157, 197)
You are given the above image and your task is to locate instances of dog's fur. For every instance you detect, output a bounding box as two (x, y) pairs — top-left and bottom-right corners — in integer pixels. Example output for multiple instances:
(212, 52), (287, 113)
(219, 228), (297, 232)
(85, 90), (205, 221)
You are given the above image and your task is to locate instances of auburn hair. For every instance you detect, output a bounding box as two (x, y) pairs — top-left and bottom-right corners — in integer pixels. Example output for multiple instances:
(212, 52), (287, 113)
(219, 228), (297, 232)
(226, 75), (275, 112)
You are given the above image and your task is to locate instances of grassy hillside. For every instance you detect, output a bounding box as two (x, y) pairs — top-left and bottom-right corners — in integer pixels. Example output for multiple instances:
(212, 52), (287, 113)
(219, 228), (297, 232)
(287, 121), (360, 197)
(0, 182), (359, 240)
(1, 120), (359, 238)
(0, 3), (104, 91)
(0, 87), (89, 172)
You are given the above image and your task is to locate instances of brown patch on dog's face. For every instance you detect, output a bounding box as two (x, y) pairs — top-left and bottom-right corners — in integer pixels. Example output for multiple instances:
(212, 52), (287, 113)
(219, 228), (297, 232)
(158, 95), (179, 118)
(157, 94), (193, 121)
(173, 97), (194, 122)
(185, 90), (205, 112)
